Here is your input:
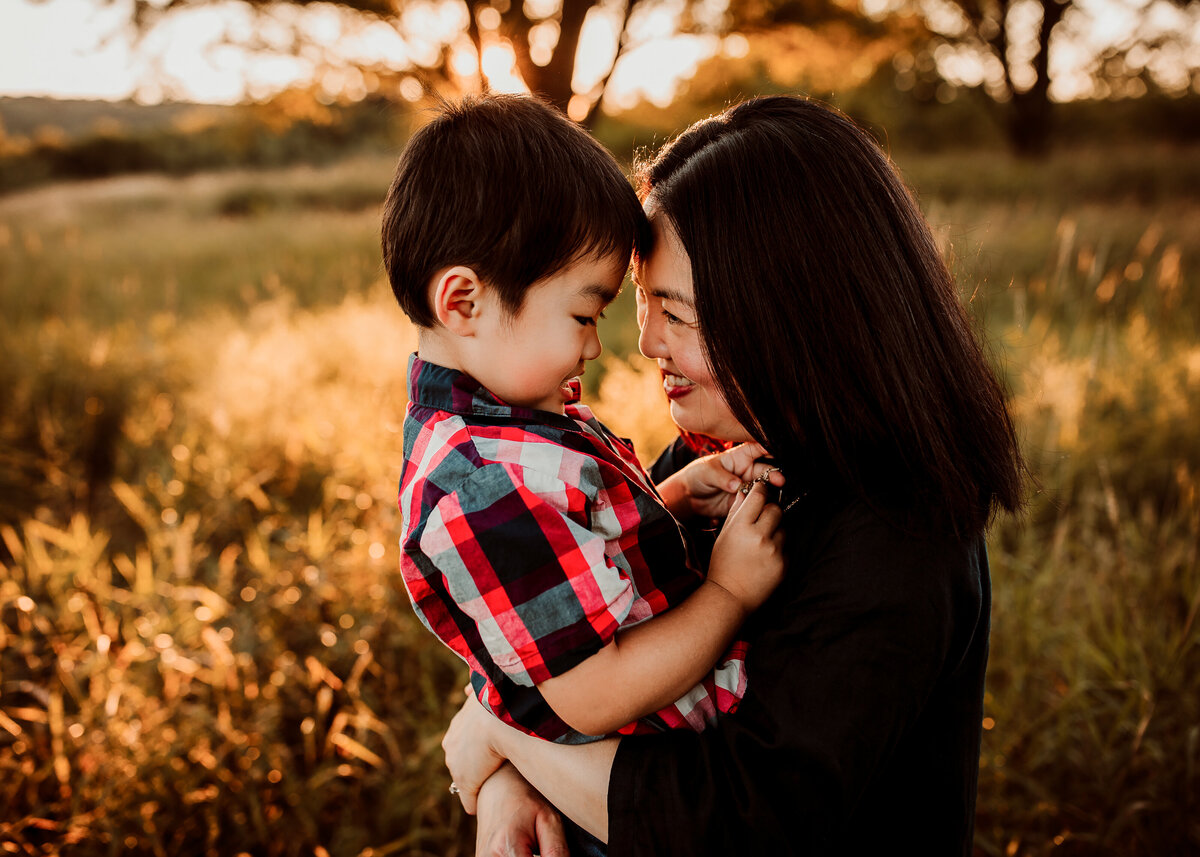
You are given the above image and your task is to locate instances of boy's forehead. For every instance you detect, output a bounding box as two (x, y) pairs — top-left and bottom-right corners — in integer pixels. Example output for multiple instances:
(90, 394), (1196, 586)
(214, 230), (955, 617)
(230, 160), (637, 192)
(577, 279), (622, 303)
(558, 252), (629, 300)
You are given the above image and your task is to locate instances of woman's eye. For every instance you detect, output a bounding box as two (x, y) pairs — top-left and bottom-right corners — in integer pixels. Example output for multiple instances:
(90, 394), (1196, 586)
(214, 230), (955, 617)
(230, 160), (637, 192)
(661, 309), (683, 325)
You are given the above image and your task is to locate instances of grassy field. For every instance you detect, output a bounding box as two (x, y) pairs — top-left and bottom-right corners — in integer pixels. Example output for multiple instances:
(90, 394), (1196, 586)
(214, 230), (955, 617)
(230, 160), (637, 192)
(1, 142), (1198, 856)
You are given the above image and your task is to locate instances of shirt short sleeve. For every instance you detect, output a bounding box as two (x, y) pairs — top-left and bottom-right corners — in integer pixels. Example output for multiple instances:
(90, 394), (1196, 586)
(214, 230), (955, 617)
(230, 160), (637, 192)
(418, 460), (636, 687)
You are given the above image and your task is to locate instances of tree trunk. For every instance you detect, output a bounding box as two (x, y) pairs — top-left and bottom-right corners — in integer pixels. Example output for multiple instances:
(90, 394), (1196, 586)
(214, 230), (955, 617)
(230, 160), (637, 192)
(1007, 91), (1052, 156)
(1005, 0), (1065, 156)
(465, 1), (485, 91)
(580, 0), (642, 128)
(522, 0), (595, 114)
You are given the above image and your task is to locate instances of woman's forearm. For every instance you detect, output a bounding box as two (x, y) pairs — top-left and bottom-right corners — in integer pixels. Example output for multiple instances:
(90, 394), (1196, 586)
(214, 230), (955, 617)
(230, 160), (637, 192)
(492, 725), (620, 842)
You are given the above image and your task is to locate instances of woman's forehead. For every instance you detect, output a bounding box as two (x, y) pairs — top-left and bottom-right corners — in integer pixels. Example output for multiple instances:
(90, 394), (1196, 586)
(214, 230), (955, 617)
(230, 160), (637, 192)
(635, 216), (694, 303)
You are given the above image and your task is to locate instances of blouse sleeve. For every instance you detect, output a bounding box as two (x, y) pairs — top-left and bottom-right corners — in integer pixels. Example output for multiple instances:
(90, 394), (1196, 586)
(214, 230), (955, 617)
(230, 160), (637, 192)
(607, 501), (989, 855)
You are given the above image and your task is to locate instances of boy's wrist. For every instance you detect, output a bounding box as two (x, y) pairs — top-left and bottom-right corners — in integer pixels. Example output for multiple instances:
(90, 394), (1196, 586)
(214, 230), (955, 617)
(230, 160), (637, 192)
(701, 578), (750, 624)
(656, 474), (693, 519)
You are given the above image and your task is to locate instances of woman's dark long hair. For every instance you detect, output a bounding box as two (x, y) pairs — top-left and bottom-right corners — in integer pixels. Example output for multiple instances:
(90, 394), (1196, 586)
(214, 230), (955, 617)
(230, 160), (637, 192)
(638, 96), (1024, 535)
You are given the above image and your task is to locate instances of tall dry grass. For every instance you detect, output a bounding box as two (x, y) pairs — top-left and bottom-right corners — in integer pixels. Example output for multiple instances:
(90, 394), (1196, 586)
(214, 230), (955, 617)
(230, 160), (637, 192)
(1, 146), (1198, 855)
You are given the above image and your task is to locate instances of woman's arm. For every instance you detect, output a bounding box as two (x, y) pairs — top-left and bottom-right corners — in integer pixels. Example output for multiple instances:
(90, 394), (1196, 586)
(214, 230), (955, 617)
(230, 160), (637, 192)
(444, 693), (617, 840)
(450, 502), (989, 855)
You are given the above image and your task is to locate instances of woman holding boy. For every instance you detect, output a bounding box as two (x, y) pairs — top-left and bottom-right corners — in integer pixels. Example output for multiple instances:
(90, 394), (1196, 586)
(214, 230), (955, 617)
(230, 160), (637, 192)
(441, 95), (1025, 855)
(383, 96), (786, 759)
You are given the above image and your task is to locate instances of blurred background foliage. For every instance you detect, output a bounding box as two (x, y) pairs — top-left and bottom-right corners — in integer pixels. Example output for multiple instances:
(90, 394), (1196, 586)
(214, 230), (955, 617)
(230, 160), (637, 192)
(2, 0), (1200, 852)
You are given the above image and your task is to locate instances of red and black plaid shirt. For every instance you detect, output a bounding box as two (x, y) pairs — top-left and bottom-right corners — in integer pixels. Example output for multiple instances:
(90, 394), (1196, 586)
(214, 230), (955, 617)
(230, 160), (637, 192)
(398, 354), (748, 743)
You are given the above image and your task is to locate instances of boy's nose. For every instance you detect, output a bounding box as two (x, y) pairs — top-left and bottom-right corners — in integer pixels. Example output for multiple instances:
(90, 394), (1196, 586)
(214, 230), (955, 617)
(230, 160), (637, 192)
(583, 327), (602, 361)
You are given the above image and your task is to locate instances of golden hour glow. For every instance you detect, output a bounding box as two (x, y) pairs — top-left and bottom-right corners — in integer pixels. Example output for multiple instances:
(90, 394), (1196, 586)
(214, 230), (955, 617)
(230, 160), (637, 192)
(2, 0), (1199, 850)
(449, 44), (479, 78)
(567, 94), (591, 121)
(480, 41), (528, 93)
(6, 0), (1196, 107)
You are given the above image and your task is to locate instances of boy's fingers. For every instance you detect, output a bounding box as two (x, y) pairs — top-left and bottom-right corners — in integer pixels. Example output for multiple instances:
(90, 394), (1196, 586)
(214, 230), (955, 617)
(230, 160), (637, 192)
(747, 463), (784, 487)
(535, 811), (569, 857)
(731, 480), (768, 522)
(757, 501), (784, 532)
(460, 788), (478, 815)
(719, 442), (765, 475)
(735, 442), (767, 464)
(728, 484), (748, 516)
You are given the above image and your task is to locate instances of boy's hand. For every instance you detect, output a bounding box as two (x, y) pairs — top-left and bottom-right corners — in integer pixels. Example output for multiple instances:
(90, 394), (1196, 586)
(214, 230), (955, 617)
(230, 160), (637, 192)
(475, 765), (568, 857)
(658, 442), (785, 520)
(706, 481), (786, 616)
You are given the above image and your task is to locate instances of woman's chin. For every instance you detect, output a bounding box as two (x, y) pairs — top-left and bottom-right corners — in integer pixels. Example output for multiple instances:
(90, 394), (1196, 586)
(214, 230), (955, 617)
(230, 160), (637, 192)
(669, 400), (752, 444)
(669, 401), (715, 439)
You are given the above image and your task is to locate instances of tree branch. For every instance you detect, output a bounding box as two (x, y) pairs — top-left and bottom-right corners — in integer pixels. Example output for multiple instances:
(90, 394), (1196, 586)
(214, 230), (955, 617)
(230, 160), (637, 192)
(582, 0), (645, 126)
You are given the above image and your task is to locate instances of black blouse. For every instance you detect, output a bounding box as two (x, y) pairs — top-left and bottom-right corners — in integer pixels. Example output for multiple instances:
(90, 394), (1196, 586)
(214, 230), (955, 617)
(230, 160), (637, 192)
(607, 476), (991, 856)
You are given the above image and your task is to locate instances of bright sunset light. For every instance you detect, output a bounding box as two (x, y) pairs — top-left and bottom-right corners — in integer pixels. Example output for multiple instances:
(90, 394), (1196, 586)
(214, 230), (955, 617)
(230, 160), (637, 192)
(0, 0), (712, 106)
(0, 0), (1197, 106)
(2, 0), (1199, 848)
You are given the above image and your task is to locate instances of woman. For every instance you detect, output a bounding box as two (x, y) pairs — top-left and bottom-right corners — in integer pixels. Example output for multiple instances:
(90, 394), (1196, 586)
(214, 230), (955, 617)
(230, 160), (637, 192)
(442, 95), (1025, 856)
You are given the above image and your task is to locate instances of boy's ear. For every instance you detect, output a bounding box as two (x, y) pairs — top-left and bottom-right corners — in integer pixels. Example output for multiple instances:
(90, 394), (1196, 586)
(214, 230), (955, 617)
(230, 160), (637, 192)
(430, 266), (485, 335)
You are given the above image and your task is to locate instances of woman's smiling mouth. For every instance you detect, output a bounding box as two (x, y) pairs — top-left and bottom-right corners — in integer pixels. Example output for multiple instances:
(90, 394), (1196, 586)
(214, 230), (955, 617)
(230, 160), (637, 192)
(661, 371), (696, 399)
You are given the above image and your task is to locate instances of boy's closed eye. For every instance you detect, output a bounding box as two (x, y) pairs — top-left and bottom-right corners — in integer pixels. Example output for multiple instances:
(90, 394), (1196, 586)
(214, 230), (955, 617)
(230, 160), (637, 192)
(574, 310), (607, 326)
(575, 279), (621, 323)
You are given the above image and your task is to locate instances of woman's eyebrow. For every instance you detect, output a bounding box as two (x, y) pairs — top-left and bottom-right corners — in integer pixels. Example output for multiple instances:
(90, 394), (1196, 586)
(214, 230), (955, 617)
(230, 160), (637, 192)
(650, 287), (693, 306)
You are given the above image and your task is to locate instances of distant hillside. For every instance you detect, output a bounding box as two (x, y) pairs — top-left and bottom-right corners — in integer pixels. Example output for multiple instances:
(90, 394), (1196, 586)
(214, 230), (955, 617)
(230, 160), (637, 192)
(0, 93), (410, 195)
(0, 97), (234, 140)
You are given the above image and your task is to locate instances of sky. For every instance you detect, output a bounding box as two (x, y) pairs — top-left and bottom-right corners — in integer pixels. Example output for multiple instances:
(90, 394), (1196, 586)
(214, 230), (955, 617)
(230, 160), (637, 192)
(1, 0), (1198, 106)
(0, 0), (720, 108)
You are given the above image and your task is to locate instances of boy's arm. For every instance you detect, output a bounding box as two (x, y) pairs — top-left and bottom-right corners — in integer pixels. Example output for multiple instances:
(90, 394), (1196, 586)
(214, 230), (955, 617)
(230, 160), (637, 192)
(538, 482), (783, 737)
(538, 580), (744, 737)
(419, 461), (781, 737)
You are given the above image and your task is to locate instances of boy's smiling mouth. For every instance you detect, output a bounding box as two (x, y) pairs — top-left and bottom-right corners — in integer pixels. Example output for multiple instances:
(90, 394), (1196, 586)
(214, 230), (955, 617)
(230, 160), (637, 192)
(558, 367), (585, 401)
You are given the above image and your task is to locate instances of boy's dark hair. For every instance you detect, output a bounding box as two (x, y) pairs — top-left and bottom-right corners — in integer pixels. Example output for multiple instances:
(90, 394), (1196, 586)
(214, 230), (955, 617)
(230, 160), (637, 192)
(637, 96), (1025, 536)
(382, 94), (649, 327)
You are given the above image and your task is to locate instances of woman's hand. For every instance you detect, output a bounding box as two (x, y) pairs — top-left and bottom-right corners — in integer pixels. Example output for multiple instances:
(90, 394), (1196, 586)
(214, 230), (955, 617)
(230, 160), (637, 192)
(657, 441), (785, 520)
(475, 764), (569, 857)
(442, 689), (509, 815)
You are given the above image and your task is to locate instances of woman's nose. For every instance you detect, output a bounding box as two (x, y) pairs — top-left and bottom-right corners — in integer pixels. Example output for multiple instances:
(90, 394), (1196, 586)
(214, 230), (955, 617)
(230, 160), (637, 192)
(638, 308), (666, 360)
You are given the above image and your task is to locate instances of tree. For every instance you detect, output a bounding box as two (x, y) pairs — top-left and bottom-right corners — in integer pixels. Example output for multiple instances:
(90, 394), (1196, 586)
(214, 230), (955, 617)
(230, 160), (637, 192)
(113, 0), (884, 125)
(119, 0), (668, 124)
(913, 0), (1200, 155)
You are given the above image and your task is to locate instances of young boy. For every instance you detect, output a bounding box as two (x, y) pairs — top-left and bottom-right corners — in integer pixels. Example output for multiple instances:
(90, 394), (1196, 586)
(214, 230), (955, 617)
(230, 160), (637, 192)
(383, 94), (784, 744)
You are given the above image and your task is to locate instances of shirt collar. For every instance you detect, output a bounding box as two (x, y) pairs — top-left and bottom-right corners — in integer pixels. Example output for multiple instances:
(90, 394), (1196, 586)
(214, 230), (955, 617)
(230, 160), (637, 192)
(407, 353), (582, 421)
